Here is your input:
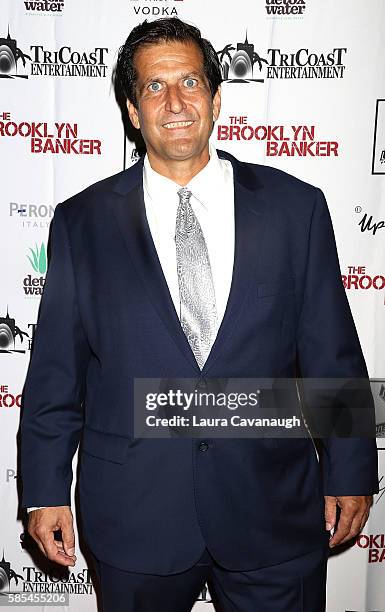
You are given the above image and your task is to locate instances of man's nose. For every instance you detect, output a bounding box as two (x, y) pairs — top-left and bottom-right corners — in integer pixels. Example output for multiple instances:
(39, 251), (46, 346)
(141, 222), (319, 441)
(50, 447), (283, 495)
(164, 84), (187, 114)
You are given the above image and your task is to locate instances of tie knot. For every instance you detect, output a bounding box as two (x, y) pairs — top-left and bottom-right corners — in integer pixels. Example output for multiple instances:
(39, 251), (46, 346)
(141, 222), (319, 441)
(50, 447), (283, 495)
(177, 187), (192, 204)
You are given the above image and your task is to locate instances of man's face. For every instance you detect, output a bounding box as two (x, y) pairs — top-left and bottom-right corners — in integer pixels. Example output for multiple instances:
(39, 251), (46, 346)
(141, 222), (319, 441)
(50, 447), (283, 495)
(126, 40), (221, 164)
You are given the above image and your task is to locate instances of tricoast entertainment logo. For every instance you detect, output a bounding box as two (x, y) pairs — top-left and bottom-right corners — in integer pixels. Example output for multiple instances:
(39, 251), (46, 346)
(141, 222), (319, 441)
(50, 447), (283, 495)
(0, 28), (108, 78)
(0, 549), (93, 605)
(215, 32), (347, 83)
(0, 309), (35, 354)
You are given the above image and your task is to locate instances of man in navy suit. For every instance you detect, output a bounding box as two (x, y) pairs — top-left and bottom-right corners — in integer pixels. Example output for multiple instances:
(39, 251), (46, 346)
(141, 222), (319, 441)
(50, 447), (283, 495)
(21, 17), (378, 612)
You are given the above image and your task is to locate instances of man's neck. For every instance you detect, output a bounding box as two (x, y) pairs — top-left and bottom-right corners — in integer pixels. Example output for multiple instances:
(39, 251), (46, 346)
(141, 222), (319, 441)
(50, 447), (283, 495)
(146, 147), (210, 186)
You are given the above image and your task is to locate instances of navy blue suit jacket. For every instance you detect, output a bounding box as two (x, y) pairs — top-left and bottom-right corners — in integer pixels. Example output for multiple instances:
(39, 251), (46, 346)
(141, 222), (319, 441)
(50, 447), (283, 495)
(20, 149), (378, 574)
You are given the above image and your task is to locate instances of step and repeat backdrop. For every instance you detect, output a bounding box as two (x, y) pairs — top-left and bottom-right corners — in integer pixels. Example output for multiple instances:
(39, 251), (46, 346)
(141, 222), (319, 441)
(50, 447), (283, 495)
(1, 0), (385, 610)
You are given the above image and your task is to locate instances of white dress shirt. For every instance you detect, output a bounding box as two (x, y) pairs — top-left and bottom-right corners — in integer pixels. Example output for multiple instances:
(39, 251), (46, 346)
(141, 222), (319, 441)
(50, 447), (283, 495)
(143, 141), (234, 334)
(27, 142), (235, 513)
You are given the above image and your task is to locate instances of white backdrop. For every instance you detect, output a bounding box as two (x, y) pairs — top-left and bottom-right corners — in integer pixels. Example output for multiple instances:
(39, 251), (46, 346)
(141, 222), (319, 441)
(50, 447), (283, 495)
(1, 0), (384, 610)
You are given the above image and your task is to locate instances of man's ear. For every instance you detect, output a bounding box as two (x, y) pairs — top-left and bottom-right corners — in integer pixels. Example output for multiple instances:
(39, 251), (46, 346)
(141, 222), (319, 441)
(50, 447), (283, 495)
(212, 85), (221, 122)
(126, 99), (140, 130)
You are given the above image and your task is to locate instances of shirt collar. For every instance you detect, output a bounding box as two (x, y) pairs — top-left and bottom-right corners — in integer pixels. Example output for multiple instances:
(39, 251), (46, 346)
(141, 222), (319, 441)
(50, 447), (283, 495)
(143, 141), (224, 211)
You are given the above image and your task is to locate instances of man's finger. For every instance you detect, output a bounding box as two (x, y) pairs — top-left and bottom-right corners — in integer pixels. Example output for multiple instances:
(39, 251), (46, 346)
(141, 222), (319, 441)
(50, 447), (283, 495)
(333, 513), (364, 546)
(54, 538), (77, 557)
(37, 527), (62, 559)
(329, 510), (355, 547)
(359, 509), (370, 533)
(61, 518), (76, 557)
(33, 536), (48, 559)
(324, 495), (337, 530)
(328, 496), (370, 547)
(34, 528), (76, 567)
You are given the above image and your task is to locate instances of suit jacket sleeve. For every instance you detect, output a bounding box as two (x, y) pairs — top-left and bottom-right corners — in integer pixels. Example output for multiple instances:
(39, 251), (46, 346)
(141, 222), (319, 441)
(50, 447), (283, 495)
(296, 187), (379, 496)
(20, 202), (91, 508)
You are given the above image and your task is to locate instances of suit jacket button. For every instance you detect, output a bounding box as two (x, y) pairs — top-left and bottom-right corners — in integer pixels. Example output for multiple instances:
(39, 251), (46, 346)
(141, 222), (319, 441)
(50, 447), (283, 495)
(199, 441), (209, 452)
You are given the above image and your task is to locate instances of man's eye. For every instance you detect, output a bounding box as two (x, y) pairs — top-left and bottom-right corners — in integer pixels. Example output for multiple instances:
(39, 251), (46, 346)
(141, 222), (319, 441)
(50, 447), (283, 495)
(184, 78), (197, 88)
(148, 82), (162, 92)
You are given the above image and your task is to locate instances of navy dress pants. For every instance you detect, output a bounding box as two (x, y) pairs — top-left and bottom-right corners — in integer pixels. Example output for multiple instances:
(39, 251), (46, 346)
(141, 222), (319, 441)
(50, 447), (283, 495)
(92, 544), (328, 612)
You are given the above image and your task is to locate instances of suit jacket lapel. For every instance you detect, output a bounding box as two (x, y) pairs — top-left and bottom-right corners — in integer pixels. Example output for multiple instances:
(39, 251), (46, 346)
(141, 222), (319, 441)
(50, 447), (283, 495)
(202, 152), (268, 373)
(109, 150), (268, 374)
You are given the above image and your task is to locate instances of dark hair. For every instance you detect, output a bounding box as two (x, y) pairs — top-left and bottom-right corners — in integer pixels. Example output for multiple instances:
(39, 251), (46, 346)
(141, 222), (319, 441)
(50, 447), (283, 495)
(116, 17), (222, 108)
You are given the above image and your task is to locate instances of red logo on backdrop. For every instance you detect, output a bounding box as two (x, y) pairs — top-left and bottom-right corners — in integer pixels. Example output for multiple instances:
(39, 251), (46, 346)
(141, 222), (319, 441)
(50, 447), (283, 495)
(356, 533), (385, 563)
(0, 385), (22, 408)
(0, 111), (102, 155)
(217, 117), (339, 157)
(342, 266), (385, 291)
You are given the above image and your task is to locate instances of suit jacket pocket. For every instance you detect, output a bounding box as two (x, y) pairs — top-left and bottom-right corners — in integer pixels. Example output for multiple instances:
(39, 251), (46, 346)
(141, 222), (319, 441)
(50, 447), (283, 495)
(80, 426), (130, 464)
(256, 277), (295, 298)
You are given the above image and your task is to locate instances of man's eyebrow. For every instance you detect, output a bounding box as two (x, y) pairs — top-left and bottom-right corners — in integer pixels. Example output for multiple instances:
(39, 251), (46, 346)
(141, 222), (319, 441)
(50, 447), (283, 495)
(138, 71), (206, 92)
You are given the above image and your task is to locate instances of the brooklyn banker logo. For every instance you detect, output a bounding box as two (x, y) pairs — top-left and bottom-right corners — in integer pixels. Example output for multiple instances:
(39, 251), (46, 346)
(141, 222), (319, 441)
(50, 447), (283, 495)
(0, 28), (108, 78)
(0, 112), (102, 155)
(356, 533), (385, 563)
(216, 33), (347, 83)
(0, 550), (93, 605)
(0, 384), (22, 408)
(342, 266), (385, 292)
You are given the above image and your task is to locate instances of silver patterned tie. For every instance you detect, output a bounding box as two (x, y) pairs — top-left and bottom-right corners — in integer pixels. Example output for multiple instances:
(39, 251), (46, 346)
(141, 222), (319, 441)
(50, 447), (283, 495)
(175, 187), (218, 369)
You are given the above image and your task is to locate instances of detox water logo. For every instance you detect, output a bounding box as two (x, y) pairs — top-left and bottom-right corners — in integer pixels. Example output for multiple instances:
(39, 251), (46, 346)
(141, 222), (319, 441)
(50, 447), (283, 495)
(27, 243), (47, 274)
(23, 243), (46, 298)
(23, 0), (65, 14)
(265, 0), (306, 17)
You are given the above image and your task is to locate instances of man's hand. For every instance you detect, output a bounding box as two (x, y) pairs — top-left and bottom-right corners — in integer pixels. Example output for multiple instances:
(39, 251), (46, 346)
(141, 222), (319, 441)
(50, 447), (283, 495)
(28, 506), (77, 567)
(324, 495), (373, 548)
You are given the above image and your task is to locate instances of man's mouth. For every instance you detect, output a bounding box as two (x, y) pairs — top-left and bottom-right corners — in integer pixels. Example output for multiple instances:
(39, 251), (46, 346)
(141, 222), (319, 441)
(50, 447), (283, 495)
(162, 120), (195, 129)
